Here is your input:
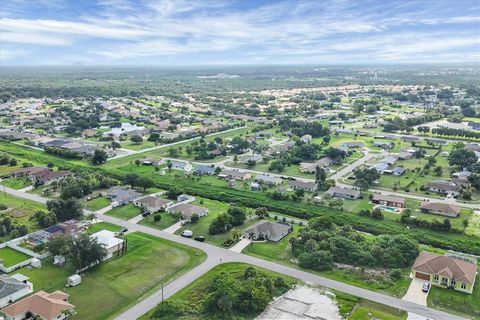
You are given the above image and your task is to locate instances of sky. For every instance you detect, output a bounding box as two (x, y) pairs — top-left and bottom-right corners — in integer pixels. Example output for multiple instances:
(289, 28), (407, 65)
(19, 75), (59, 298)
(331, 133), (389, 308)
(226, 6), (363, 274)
(0, 0), (479, 66)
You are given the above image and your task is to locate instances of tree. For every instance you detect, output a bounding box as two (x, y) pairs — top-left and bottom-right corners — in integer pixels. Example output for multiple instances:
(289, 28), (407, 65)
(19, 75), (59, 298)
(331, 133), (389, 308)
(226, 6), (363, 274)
(154, 214), (161, 222)
(255, 207), (269, 219)
(433, 166), (443, 176)
(371, 207), (384, 219)
(69, 233), (107, 270)
(228, 206), (247, 226)
(130, 135), (143, 144)
(47, 234), (71, 256)
(315, 166), (326, 185)
(232, 228), (242, 241)
(299, 250), (333, 271)
(449, 148), (478, 169)
(9, 158), (17, 166)
(268, 160), (285, 172)
(137, 176), (154, 191)
(148, 132), (160, 142)
(190, 213), (199, 223)
(47, 198), (83, 221)
(91, 149), (108, 164)
(354, 178), (369, 191)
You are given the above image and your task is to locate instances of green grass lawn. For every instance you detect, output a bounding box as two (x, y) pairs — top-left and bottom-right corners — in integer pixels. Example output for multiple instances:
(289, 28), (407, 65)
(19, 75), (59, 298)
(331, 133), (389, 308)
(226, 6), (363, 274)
(0, 177), (31, 189)
(85, 197), (111, 211)
(466, 212), (480, 237)
(139, 213), (179, 230)
(0, 247), (31, 267)
(174, 197), (259, 247)
(348, 301), (407, 320)
(12, 232), (206, 320)
(139, 262), (296, 320)
(85, 222), (123, 234)
(0, 192), (46, 241)
(105, 203), (141, 220)
(427, 273), (480, 319)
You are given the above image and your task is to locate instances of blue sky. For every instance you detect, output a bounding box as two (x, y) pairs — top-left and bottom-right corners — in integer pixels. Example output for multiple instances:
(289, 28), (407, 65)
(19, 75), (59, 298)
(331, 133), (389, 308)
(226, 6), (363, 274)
(1, 0), (479, 65)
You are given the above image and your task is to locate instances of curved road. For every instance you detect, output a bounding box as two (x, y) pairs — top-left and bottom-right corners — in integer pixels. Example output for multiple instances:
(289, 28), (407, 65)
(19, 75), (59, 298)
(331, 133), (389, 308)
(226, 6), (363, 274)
(0, 185), (467, 320)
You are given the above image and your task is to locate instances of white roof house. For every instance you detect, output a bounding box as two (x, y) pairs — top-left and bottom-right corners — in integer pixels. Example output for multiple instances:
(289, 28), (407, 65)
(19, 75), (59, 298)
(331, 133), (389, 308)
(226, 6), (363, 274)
(90, 230), (125, 259)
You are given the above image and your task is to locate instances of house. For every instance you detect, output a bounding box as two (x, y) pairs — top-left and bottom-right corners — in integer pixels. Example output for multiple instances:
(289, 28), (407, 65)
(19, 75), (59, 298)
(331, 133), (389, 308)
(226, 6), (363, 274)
(371, 194), (406, 208)
(401, 136), (420, 143)
(288, 180), (318, 192)
(371, 162), (389, 174)
(326, 187), (360, 199)
(242, 154), (263, 164)
(107, 187), (142, 206)
(424, 180), (461, 196)
(0, 274), (33, 308)
(452, 170), (471, 180)
(342, 141), (365, 148)
(90, 230), (125, 259)
(251, 181), (260, 191)
(299, 157), (333, 173)
(412, 252), (477, 294)
(392, 167), (406, 176)
(31, 170), (71, 185)
(193, 164), (215, 176)
(141, 158), (164, 166)
(244, 221), (292, 242)
(134, 196), (172, 213)
(300, 134), (312, 143)
(379, 157), (397, 166)
(255, 174), (282, 186)
(374, 141), (394, 149)
(218, 169), (251, 181)
(420, 202), (461, 217)
(426, 138), (448, 146)
(167, 203), (208, 221)
(1, 290), (75, 320)
(44, 219), (83, 237)
(397, 152), (413, 160)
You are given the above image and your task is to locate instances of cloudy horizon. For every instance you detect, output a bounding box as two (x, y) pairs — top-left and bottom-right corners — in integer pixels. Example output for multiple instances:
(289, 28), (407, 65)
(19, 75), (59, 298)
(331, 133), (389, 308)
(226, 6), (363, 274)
(1, 0), (479, 66)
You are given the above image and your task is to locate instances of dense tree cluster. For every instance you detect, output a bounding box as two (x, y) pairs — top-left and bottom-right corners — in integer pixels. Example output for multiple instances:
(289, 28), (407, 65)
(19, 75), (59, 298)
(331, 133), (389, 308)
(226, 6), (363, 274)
(150, 267), (291, 320)
(0, 216), (28, 239)
(383, 114), (442, 132)
(209, 206), (247, 235)
(46, 198), (83, 221)
(278, 119), (329, 138)
(58, 172), (118, 199)
(290, 217), (419, 271)
(432, 127), (480, 140)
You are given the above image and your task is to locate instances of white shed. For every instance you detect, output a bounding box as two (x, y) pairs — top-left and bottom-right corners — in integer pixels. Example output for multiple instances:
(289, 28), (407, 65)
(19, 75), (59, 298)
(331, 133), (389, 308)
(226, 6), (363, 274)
(30, 258), (41, 268)
(67, 274), (81, 287)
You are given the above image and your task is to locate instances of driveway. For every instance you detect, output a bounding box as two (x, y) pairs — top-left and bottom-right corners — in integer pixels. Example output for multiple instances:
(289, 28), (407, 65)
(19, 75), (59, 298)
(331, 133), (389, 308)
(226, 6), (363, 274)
(229, 238), (251, 253)
(128, 214), (144, 224)
(164, 221), (184, 234)
(402, 278), (429, 306)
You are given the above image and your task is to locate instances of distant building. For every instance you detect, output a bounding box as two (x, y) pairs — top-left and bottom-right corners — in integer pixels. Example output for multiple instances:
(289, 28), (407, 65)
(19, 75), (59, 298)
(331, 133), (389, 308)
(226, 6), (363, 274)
(420, 202), (460, 217)
(371, 194), (406, 208)
(167, 203), (209, 221)
(326, 187), (360, 199)
(424, 180), (460, 196)
(288, 180), (318, 192)
(244, 221), (292, 242)
(0, 274), (33, 308)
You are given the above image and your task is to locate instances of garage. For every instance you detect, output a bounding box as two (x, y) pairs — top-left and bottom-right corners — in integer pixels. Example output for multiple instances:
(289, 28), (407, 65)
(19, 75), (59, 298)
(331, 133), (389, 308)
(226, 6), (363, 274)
(415, 272), (430, 280)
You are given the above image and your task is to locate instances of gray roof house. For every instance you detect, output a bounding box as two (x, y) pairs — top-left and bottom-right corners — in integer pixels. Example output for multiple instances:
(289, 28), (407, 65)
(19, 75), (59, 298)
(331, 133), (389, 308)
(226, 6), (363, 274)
(193, 164), (216, 175)
(107, 187), (142, 206)
(167, 203), (209, 221)
(288, 180), (318, 192)
(0, 274), (32, 308)
(326, 186), (360, 199)
(255, 174), (282, 185)
(133, 196), (173, 213)
(425, 180), (461, 196)
(244, 221), (292, 242)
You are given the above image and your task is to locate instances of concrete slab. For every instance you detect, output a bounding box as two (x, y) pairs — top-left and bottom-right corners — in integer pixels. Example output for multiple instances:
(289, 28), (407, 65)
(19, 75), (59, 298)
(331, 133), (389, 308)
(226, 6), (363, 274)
(229, 238), (251, 253)
(164, 221), (183, 234)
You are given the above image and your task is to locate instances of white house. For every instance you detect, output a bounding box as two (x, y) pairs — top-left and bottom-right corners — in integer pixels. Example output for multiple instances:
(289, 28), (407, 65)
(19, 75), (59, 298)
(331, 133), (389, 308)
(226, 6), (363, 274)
(0, 274), (33, 308)
(90, 230), (125, 259)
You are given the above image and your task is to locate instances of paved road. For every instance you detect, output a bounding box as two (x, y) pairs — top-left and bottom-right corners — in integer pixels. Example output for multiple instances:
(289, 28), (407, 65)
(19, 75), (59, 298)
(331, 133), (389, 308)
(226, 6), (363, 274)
(2, 179), (469, 320)
(107, 126), (247, 161)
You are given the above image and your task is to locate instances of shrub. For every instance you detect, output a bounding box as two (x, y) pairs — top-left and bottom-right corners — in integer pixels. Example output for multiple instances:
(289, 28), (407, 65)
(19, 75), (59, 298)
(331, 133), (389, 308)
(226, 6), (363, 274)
(154, 214), (161, 222)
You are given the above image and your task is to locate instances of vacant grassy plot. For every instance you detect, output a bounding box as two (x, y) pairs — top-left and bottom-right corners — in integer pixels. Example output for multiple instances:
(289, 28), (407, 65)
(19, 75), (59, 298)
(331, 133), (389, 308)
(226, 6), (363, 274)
(0, 193), (46, 241)
(427, 273), (480, 319)
(85, 222), (122, 234)
(85, 197), (111, 211)
(121, 140), (157, 151)
(12, 232), (205, 320)
(174, 197), (260, 247)
(0, 177), (31, 189)
(348, 301), (407, 320)
(466, 211), (480, 237)
(105, 204), (141, 220)
(139, 212), (179, 230)
(0, 247), (31, 267)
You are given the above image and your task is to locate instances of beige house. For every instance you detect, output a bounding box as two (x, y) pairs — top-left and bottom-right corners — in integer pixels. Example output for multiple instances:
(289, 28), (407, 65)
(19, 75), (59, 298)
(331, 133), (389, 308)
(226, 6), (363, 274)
(412, 252), (477, 294)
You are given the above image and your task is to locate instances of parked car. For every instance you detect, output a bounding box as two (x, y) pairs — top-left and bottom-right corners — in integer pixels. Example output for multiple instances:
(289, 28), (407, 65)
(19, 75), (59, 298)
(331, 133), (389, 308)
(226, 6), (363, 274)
(182, 230), (193, 238)
(180, 220), (188, 226)
(422, 282), (430, 293)
(194, 236), (205, 242)
(141, 211), (150, 217)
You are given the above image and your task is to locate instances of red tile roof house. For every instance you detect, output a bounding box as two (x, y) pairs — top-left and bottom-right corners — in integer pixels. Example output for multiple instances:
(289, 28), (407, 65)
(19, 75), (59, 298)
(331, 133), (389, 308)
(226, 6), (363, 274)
(1, 290), (75, 320)
(11, 167), (71, 186)
(371, 194), (406, 208)
(412, 252), (477, 294)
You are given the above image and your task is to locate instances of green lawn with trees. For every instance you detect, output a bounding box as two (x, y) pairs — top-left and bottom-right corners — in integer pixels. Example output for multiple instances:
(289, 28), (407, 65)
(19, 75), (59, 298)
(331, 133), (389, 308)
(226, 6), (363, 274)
(105, 204), (142, 220)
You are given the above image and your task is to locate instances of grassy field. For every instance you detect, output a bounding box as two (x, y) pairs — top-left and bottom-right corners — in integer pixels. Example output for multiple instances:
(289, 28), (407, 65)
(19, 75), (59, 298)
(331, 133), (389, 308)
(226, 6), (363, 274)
(11, 232), (206, 320)
(0, 177), (31, 189)
(85, 197), (111, 211)
(0, 247), (31, 267)
(85, 222), (123, 234)
(139, 262), (296, 320)
(105, 204), (141, 220)
(0, 192), (46, 241)
(466, 212), (480, 237)
(139, 212), (179, 230)
(348, 301), (407, 320)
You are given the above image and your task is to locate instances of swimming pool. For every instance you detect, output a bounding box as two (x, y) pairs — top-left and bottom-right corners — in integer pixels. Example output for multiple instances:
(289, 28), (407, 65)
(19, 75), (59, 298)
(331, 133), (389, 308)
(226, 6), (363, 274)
(379, 205), (397, 212)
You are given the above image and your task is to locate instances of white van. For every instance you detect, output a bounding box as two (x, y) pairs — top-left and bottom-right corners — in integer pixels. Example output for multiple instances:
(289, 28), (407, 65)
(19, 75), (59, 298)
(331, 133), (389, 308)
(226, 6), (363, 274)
(182, 230), (193, 238)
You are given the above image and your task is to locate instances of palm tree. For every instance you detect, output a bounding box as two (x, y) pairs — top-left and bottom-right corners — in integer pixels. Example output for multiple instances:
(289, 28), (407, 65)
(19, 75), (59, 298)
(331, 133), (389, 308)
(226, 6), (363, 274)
(232, 228), (242, 241)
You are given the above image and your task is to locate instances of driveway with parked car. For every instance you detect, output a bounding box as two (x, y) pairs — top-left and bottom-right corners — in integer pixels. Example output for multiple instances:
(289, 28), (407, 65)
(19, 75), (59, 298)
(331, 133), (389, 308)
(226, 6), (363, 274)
(402, 278), (429, 306)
